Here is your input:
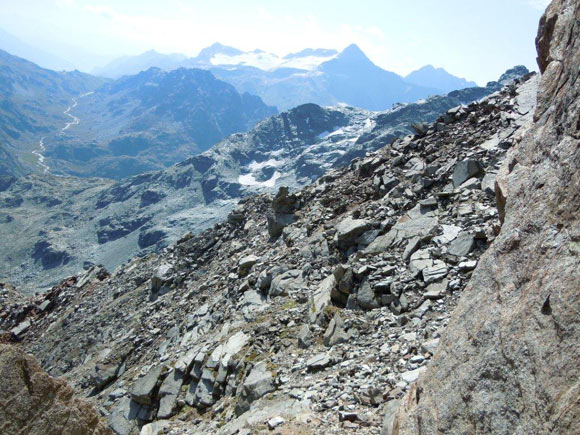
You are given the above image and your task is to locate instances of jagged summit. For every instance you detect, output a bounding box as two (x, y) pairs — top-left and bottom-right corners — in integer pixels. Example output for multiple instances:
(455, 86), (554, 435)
(326, 43), (373, 67)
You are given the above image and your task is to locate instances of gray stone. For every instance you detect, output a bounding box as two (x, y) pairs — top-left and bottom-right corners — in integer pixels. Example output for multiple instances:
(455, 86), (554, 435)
(403, 236), (422, 261)
(238, 255), (259, 273)
(335, 217), (370, 247)
(91, 362), (120, 389)
(10, 320), (31, 337)
(323, 313), (350, 347)
(235, 361), (275, 415)
(356, 229), (380, 248)
(357, 281), (380, 310)
(267, 212), (295, 238)
(458, 260), (477, 271)
(452, 159), (484, 188)
(297, 324), (312, 349)
(268, 416), (286, 429)
(421, 338), (440, 355)
(459, 177), (481, 191)
(481, 171), (497, 196)
(447, 233), (475, 257)
(306, 353), (331, 371)
(366, 216), (438, 254)
(433, 224), (462, 246)
(157, 369), (184, 419)
(422, 260), (448, 284)
(223, 331), (249, 356)
(109, 397), (141, 435)
(382, 176), (399, 193)
(409, 249), (433, 277)
(38, 300), (51, 312)
(308, 274), (335, 323)
(151, 264), (173, 293)
(257, 270), (273, 291)
(269, 269), (304, 297)
(413, 299), (432, 318)
(194, 369), (217, 408)
(401, 366), (426, 384)
(130, 365), (162, 405)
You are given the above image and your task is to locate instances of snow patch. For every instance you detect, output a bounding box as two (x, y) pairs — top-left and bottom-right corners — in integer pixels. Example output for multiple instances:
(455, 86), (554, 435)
(210, 52), (337, 72)
(238, 171), (281, 187)
(247, 159), (284, 171)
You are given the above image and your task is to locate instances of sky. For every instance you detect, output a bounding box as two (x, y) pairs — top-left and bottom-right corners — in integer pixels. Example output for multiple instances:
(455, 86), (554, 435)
(0, 0), (551, 85)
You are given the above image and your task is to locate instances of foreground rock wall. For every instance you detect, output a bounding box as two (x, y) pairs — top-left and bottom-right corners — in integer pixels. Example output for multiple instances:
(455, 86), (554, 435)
(392, 0), (580, 433)
(0, 344), (111, 435)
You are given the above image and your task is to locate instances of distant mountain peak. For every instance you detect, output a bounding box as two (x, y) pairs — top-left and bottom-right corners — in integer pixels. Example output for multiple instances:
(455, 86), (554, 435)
(405, 65), (477, 93)
(338, 43), (369, 60)
(196, 43), (243, 60)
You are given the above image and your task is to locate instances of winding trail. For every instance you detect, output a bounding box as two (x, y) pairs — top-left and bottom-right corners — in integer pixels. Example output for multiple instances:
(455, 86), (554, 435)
(33, 91), (94, 173)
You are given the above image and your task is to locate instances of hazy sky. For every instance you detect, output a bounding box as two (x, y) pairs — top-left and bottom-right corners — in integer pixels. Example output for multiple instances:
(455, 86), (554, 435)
(0, 0), (550, 84)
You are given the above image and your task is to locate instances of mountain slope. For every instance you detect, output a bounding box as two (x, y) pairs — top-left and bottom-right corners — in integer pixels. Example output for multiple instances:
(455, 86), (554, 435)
(2, 73), (538, 435)
(0, 49), (108, 176)
(405, 65), (478, 94)
(0, 67), (528, 293)
(392, 0), (580, 433)
(44, 67), (277, 179)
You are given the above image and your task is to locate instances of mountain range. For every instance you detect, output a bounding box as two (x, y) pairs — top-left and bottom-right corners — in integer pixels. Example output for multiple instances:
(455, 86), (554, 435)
(0, 61), (528, 293)
(0, 49), (276, 179)
(93, 43), (478, 110)
(1, 1), (578, 434)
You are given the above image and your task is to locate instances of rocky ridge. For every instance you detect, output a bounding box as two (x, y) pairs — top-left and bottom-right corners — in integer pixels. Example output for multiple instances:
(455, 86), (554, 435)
(392, 0), (580, 433)
(0, 73), (538, 434)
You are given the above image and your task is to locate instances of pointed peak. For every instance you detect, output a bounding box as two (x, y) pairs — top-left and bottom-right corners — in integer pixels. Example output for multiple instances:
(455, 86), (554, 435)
(335, 44), (371, 62)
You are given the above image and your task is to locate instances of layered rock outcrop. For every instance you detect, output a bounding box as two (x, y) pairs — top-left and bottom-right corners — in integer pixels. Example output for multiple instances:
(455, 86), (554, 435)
(0, 344), (111, 434)
(391, 0), (580, 433)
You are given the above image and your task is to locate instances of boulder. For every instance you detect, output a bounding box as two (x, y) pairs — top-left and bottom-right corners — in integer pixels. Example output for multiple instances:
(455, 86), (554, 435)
(366, 216), (438, 254)
(452, 159), (484, 187)
(308, 274), (335, 323)
(235, 361), (275, 415)
(306, 353), (332, 372)
(151, 264), (173, 293)
(130, 365), (163, 405)
(447, 232), (475, 257)
(323, 313), (350, 347)
(357, 281), (380, 310)
(335, 217), (370, 247)
(0, 344), (111, 434)
(157, 369), (184, 419)
(269, 269), (304, 297)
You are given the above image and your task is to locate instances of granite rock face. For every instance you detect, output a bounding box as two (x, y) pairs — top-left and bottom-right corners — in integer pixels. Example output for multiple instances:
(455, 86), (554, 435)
(0, 344), (111, 435)
(392, 1), (580, 433)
